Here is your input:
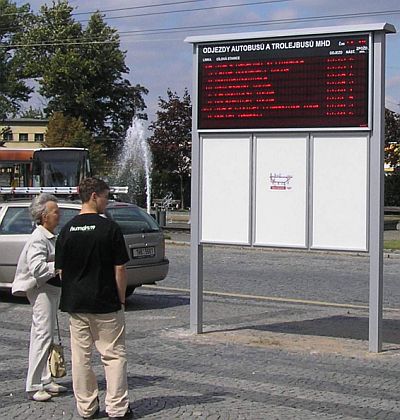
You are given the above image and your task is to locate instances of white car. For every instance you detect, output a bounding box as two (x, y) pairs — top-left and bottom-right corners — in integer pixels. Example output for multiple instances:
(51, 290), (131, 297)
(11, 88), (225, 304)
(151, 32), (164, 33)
(0, 200), (169, 296)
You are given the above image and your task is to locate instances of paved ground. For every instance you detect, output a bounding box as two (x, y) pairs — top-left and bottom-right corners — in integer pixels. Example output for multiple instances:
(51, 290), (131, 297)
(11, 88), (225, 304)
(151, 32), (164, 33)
(2, 287), (400, 419)
(384, 229), (400, 242)
(2, 235), (400, 419)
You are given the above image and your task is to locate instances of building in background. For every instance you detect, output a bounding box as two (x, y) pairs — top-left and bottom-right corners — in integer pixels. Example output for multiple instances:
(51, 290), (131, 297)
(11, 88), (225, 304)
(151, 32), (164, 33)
(0, 118), (48, 149)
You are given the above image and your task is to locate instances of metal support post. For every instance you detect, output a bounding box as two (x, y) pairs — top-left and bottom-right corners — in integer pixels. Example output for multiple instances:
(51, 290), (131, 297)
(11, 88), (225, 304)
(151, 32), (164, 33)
(369, 31), (386, 353)
(190, 44), (204, 334)
(190, 133), (204, 333)
(190, 241), (203, 334)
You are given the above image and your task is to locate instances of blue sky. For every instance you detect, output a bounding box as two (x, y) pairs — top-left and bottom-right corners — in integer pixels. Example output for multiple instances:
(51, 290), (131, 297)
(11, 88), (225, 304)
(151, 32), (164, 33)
(20, 0), (400, 124)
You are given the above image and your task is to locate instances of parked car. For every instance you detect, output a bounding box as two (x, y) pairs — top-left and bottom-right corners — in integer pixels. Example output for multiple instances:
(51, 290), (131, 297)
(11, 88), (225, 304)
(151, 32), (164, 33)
(0, 199), (169, 296)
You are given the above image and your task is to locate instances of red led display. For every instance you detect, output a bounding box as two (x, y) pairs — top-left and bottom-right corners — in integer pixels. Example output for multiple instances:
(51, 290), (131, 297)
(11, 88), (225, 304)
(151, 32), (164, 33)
(198, 34), (370, 129)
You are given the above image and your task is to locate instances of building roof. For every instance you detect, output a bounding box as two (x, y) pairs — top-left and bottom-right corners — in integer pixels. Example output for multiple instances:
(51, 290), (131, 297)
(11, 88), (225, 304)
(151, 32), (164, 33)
(1, 118), (49, 124)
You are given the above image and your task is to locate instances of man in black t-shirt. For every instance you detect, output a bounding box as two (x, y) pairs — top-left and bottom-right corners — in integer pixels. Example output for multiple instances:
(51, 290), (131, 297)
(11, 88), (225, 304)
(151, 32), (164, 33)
(56, 178), (132, 419)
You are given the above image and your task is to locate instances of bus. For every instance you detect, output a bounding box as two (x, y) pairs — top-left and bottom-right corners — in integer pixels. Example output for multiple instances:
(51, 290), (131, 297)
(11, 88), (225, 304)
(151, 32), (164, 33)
(0, 149), (33, 188)
(32, 148), (91, 187)
(0, 148), (91, 188)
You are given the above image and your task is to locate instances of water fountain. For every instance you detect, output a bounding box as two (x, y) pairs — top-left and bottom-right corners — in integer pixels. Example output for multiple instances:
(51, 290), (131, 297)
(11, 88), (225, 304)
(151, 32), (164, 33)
(114, 117), (152, 213)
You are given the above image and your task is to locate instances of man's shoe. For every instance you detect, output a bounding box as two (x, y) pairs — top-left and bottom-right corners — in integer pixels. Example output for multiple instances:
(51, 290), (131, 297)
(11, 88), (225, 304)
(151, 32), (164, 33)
(28, 390), (52, 402)
(44, 381), (68, 394)
(108, 406), (133, 419)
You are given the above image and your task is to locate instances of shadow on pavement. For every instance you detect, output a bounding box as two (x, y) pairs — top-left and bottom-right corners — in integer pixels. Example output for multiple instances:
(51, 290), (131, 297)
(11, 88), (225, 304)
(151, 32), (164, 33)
(125, 292), (189, 312)
(248, 315), (400, 344)
(0, 290), (29, 304)
(0, 290), (189, 311)
(130, 393), (226, 419)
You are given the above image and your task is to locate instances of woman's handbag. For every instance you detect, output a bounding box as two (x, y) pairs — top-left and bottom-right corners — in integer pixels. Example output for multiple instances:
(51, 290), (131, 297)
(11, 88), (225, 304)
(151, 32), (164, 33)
(48, 313), (67, 378)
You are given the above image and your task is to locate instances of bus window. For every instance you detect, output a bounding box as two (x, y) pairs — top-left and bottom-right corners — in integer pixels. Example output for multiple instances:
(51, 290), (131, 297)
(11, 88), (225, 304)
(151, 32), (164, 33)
(0, 150), (33, 187)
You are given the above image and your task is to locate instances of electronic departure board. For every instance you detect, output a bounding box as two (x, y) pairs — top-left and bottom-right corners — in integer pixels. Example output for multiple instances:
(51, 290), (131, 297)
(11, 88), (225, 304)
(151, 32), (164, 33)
(198, 34), (370, 129)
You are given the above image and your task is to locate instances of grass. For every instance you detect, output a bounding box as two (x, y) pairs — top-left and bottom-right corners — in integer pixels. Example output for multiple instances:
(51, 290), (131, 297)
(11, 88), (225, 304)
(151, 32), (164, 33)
(384, 240), (400, 250)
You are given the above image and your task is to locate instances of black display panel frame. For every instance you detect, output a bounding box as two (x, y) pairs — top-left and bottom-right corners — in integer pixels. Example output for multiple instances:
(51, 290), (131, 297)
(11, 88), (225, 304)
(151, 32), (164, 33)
(197, 33), (371, 130)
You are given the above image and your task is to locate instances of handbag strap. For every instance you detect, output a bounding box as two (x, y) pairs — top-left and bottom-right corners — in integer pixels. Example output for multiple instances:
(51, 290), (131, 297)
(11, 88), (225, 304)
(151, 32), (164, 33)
(55, 312), (62, 345)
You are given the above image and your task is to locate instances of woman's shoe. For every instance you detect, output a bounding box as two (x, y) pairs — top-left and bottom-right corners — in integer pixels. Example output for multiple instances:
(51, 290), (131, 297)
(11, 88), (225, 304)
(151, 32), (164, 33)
(28, 390), (52, 401)
(44, 381), (67, 394)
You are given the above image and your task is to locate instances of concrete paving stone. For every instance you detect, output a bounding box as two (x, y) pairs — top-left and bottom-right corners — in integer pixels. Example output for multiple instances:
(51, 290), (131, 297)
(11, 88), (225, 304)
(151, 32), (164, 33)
(2, 279), (400, 419)
(206, 414), (220, 420)
(126, 362), (397, 417)
(128, 341), (393, 396)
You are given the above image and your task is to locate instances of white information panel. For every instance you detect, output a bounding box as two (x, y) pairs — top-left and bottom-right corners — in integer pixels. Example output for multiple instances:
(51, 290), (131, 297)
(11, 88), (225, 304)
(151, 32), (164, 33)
(254, 135), (308, 247)
(200, 136), (251, 244)
(311, 134), (368, 251)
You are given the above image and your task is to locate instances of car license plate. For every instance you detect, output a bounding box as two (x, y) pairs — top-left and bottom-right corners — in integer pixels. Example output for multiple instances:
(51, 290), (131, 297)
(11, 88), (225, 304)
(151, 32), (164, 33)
(132, 246), (156, 259)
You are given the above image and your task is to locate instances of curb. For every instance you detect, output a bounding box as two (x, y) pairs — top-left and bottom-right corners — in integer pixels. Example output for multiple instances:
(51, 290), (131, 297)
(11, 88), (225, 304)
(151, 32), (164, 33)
(165, 239), (400, 258)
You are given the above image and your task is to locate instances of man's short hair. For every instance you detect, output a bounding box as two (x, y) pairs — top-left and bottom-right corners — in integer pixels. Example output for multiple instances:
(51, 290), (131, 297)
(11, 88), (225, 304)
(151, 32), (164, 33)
(79, 177), (110, 203)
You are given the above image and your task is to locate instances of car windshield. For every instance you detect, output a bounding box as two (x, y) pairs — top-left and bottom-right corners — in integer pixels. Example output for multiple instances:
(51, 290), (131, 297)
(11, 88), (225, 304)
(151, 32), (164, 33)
(106, 206), (160, 234)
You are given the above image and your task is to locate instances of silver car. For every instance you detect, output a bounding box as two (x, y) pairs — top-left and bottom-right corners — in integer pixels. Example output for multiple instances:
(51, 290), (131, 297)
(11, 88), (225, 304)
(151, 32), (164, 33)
(0, 200), (169, 296)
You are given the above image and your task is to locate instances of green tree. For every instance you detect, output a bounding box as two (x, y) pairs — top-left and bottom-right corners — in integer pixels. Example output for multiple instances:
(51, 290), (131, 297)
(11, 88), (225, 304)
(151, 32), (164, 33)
(79, 13), (148, 140)
(148, 89), (192, 208)
(385, 108), (400, 168)
(19, 106), (45, 119)
(0, 0), (32, 120)
(45, 111), (106, 174)
(14, 0), (147, 153)
(0, 126), (11, 146)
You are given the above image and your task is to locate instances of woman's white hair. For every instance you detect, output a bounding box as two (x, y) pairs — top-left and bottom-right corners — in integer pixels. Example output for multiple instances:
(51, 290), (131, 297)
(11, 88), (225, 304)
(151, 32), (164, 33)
(29, 193), (58, 225)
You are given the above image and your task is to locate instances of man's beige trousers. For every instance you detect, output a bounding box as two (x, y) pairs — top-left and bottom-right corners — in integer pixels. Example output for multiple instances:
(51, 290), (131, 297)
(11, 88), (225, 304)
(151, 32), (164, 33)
(69, 310), (129, 418)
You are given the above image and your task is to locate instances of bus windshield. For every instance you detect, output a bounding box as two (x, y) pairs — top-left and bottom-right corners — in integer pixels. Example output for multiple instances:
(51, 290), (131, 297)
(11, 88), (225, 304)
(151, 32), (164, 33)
(33, 149), (91, 187)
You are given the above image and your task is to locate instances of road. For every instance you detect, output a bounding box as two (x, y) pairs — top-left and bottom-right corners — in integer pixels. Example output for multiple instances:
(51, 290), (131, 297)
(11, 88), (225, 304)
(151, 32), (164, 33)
(163, 242), (400, 309)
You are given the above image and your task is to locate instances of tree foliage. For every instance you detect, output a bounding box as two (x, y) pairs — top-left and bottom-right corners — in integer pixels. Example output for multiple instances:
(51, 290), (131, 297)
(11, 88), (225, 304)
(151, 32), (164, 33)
(148, 89), (192, 208)
(19, 106), (45, 119)
(45, 111), (106, 174)
(384, 109), (400, 206)
(385, 108), (400, 168)
(0, 0), (32, 120)
(14, 0), (147, 150)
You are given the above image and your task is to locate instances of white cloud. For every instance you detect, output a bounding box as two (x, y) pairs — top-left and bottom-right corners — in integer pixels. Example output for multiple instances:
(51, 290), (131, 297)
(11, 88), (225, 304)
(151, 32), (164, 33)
(269, 7), (298, 20)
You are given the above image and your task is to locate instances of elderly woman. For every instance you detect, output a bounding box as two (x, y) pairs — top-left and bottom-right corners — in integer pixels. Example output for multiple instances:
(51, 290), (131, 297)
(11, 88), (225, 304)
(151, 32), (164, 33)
(12, 193), (67, 402)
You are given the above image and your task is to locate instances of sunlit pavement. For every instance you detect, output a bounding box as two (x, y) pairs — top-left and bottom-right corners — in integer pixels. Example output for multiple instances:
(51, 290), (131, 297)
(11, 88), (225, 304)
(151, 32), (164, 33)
(2, 269), (400, 419)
